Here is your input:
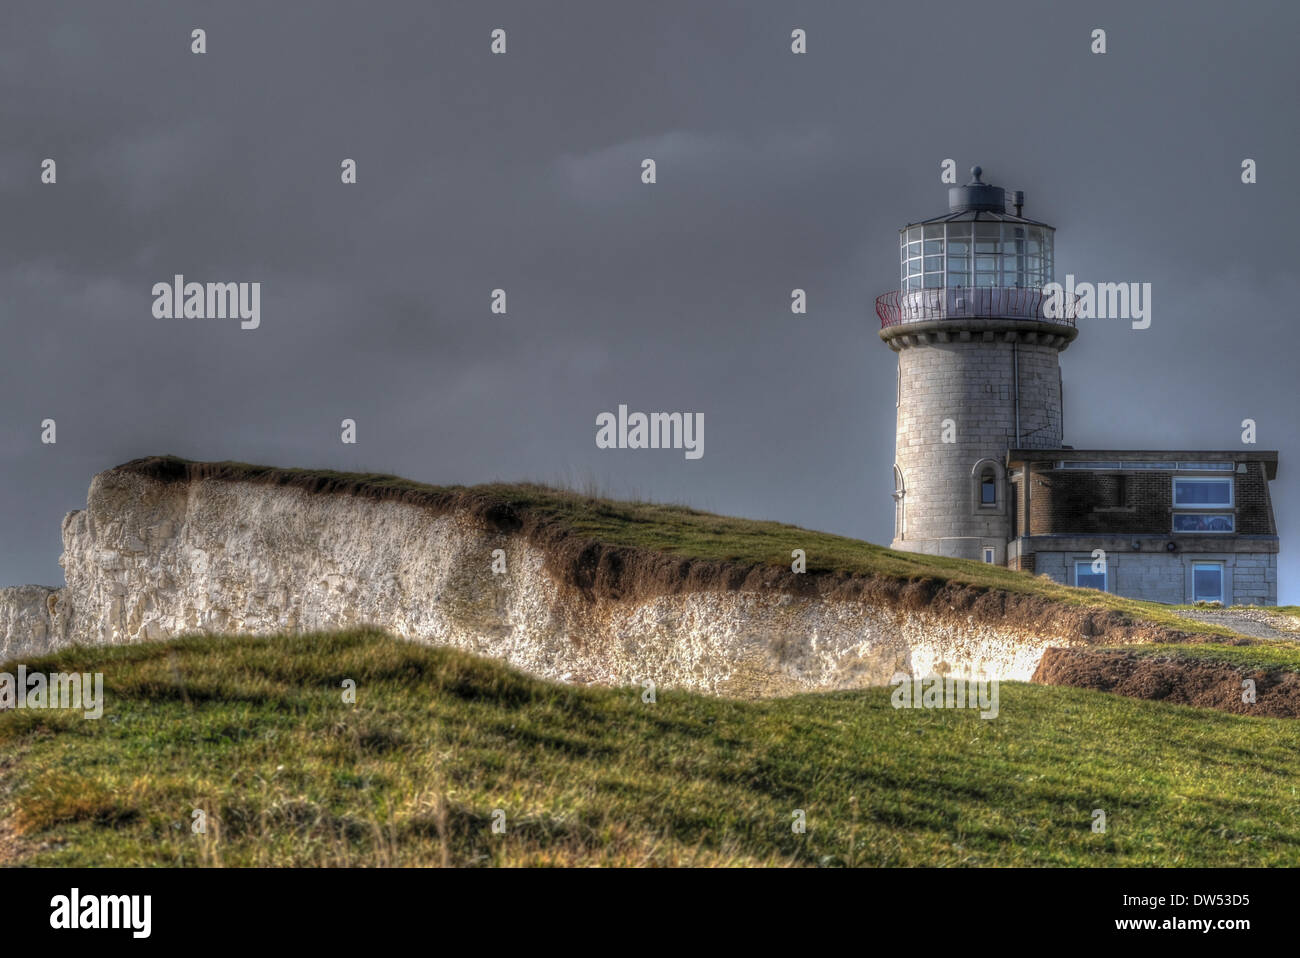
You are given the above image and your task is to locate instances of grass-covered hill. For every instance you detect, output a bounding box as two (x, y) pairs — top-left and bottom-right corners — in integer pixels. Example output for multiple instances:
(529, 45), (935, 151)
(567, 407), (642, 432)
(4, 629), (1300, 867)
(115, 456), (1253, 640)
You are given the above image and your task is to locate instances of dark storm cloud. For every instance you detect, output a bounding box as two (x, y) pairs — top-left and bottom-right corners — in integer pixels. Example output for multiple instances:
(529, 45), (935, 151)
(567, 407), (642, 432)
(2, 0), (1298, 600)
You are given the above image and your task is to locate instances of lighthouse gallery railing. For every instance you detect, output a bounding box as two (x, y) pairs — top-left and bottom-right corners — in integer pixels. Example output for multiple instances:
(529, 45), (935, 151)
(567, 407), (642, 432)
(876, 287), (1080, 329)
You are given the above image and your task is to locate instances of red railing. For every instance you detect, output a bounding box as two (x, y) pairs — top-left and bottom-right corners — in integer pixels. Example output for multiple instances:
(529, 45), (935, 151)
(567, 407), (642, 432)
(875, 287), (1080, 329)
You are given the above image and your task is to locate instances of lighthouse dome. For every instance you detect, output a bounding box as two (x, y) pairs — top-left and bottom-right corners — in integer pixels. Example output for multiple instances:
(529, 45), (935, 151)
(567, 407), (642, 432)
(899, 167), (1055, 292)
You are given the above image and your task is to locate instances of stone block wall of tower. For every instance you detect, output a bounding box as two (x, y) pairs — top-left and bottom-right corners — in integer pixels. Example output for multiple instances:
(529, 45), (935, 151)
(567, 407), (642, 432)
(893, 339), (1064, 559)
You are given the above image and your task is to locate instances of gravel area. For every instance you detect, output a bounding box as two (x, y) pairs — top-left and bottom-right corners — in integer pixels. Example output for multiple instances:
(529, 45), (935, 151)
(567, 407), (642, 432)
(1171, 607), (1300, 640)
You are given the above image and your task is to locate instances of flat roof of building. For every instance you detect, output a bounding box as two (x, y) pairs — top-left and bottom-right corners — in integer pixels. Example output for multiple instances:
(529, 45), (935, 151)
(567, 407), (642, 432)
(1006, 449), (1278, 479)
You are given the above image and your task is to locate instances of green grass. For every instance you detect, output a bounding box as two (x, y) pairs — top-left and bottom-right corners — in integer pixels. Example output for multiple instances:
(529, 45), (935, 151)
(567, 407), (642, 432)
(4, 629), (1300, 867)
(121, 456), (1251, 639)
(1110, 641), (1300, 674)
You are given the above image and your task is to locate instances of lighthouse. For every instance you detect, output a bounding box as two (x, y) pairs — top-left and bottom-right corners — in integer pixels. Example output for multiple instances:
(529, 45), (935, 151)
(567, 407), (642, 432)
(878, 167), (1077, 564)
(876, 167), (1279, 605)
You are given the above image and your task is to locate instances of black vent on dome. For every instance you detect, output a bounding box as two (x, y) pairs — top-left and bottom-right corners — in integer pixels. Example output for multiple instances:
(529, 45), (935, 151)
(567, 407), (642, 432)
(948, 166), (1006, 213)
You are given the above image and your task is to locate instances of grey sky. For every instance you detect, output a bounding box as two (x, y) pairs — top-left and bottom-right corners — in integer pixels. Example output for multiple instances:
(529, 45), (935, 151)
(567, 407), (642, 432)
(3, 0), (1298, 601)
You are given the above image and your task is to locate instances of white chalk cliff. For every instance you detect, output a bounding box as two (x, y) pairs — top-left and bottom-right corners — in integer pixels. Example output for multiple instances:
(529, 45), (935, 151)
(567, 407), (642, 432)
(0, 464), (1093, 695)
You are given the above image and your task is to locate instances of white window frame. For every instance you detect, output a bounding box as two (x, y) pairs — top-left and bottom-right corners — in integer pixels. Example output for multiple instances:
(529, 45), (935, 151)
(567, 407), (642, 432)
(1054, 460), (1237, 472)
(1191, 561), (1225, 603)
(971, 459), (1004, 515)
(1074, 559), (1107, 592)
(1172, 476), (1233, 508)
(982, 547), (995, 564)
(899, 221), (1054, 290)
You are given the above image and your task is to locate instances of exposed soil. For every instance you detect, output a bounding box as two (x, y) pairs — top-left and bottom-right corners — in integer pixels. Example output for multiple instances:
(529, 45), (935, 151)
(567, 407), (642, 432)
(1033, 647), (1300, 718)
(113, 456), (1245, 652)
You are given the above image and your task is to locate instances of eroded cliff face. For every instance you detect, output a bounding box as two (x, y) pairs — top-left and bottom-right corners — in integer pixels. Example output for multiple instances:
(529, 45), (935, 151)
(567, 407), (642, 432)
(0, 585), (61, 661)
(0, 467), (1089, 695)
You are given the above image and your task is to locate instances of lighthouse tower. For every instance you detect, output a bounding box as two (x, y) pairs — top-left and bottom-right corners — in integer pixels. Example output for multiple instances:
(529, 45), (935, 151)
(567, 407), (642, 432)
(878, 167), (1077, 564)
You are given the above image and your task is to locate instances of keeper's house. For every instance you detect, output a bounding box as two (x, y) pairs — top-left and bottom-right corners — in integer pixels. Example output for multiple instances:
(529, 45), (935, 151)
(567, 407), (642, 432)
(1005, 450), (1278, 605)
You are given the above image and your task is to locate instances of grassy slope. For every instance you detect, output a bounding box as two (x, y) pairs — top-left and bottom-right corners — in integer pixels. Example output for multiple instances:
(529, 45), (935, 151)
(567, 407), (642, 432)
(4, 630), (1300, 867)
(1107, 641), (1300, 673)
(118, 457), (1254, 639)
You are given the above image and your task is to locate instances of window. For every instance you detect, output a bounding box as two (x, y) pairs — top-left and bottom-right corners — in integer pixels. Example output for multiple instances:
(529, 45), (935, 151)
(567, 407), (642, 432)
(974, 225), (1000, 287)
(1075, 560), (1106, 591)
(1025, 228), (1045, 286)
(1054, 460), (1233, 471)
(946, 223), (970, 287)
(982, 547), (995, 564)
(1002, 225), (1026, 286)
(972, 460), (1002, 513)
(1173, 477), (1232, 507)
(897, 221), (1053, 292)
(1192, 562), (1224, 603)
(1173, 513), (1235, 532)
(1056, 460), (1123, 470)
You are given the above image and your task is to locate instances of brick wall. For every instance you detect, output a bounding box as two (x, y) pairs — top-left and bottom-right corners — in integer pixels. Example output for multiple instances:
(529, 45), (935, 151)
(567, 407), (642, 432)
(1023, 462), (1275, 536)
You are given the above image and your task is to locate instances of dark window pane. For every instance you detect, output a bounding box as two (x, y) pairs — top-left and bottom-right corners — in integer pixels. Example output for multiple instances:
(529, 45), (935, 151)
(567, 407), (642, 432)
(1193, 566), (1223, 601)
(1174, 479), (1231, 506)
(1173, 513), (1234, 532)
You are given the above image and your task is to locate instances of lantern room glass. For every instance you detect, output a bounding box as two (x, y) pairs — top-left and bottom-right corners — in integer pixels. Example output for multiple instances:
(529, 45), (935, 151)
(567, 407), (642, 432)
(900, 223), (1053, 290)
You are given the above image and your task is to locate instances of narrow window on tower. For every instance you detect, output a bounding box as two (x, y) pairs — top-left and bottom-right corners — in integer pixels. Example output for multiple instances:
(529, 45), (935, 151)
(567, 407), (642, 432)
(980, 470), (996, 506)
(972, 460), (1003, 515)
